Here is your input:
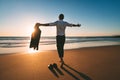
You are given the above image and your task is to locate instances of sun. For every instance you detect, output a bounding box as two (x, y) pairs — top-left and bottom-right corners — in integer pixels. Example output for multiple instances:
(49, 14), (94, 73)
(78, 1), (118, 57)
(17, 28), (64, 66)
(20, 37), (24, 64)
(27, 27), (35, 36)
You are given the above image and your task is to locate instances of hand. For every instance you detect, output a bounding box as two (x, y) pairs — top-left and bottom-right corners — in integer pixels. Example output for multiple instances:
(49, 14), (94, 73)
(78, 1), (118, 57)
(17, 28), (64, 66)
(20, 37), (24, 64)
(77, 24), (81, 27)
(36, 23), (40, 26)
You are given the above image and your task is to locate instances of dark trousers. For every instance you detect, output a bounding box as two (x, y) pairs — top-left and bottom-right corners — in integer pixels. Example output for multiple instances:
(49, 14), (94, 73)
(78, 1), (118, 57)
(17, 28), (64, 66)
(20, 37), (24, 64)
(56, 35), (65, 58)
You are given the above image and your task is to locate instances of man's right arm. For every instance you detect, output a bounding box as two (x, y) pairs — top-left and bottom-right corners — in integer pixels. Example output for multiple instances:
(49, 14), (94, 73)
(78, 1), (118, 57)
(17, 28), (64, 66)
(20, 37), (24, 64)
(39, 23), (50, 26)
(39, 21), (57, 27)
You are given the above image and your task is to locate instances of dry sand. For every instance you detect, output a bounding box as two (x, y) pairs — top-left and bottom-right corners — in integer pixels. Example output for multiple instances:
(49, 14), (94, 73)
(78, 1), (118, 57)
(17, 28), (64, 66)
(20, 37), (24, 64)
(0, 45), (120, 80)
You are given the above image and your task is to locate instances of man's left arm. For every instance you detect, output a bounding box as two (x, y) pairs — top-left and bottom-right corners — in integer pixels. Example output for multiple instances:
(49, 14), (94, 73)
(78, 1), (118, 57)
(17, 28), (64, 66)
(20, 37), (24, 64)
(66, 22), (81, 27)
(72, 24), (81, 27)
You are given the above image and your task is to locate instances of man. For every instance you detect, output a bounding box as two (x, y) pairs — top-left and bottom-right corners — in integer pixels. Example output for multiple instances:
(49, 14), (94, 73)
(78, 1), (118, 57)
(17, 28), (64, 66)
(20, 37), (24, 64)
(39, 14), (81, 63)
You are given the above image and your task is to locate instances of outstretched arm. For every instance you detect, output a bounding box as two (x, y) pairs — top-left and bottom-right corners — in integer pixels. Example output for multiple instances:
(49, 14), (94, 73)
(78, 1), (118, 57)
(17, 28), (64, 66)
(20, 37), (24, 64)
(39, 23), (50, 26)
(72, 24), (81, 27)
(37, 21), (57, 27)
(66, 22), (81, 27)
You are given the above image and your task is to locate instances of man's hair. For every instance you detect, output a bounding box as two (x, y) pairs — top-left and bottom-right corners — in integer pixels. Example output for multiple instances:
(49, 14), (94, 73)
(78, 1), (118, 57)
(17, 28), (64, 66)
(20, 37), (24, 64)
(59, 14), (64, 20)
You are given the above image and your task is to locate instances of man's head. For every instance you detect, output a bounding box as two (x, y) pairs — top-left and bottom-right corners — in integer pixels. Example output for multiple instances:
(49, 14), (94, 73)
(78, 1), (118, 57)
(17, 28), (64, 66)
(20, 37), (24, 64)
(59, 14), (64, 20)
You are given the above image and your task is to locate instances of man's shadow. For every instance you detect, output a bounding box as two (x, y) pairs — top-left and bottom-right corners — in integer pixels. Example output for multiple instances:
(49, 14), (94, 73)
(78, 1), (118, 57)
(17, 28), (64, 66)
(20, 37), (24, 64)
(48, 64), (64, 78)
(49, 67), (60, 78)
(61, 63), (92, 80)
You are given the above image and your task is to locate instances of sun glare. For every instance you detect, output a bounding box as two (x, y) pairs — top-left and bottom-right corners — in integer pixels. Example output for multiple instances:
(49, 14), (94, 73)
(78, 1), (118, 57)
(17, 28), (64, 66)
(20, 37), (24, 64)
(26, 27), (35, 36)
(28, 48), (38, 54)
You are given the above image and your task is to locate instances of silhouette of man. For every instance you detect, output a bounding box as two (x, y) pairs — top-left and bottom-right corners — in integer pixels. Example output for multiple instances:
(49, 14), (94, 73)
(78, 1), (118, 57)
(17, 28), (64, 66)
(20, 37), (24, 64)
(39, 14), (81, 63)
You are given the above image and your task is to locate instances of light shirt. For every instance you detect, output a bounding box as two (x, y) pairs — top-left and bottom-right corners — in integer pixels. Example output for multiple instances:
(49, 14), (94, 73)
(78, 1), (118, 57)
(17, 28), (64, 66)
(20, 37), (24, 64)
(49, 20), (73, 36)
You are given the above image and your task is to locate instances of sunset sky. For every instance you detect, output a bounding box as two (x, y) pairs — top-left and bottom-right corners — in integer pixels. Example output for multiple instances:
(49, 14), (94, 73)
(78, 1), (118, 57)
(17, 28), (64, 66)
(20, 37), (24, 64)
(0, 0), (120, 36)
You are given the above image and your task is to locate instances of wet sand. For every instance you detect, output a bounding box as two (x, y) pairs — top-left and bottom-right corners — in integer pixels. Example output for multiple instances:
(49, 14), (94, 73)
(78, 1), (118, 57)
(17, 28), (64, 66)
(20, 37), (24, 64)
(0, 45), (120, 80)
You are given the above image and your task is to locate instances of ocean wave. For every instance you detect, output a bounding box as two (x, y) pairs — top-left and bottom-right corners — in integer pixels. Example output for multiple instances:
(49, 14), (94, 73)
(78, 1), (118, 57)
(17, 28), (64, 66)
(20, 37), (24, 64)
(0, 37), (120, 48)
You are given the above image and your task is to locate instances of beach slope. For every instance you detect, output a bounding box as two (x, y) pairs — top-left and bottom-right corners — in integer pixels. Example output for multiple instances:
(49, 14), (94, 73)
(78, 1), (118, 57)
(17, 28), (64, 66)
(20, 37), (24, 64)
(0, 45), (120, 80)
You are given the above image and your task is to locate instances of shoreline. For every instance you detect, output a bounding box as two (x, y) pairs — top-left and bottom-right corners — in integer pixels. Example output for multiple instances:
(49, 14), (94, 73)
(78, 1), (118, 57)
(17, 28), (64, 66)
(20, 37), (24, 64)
(0, 36), (120, 54)
(0, 45), (120, 55)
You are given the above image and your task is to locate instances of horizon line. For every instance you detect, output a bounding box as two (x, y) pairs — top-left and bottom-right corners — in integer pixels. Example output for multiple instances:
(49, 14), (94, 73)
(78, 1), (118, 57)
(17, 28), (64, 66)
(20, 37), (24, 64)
(0, 35), (120, 37)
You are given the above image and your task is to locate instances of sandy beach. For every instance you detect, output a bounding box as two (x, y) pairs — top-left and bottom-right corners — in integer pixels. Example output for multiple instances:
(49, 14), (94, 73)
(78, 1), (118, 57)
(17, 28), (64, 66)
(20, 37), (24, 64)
(0, 45), (120, 80)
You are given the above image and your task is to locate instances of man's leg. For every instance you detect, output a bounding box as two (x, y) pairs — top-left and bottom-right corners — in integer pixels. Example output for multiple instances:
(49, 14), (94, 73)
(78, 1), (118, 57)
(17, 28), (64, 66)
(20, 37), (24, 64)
(56, 36), (65, 62)
(56, 36), (61, 58)
(61, 36), (65, 58)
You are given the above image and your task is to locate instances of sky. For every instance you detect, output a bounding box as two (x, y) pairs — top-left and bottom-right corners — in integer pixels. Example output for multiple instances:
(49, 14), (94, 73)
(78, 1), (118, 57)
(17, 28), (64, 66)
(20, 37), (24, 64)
(0, 0), (120, 37)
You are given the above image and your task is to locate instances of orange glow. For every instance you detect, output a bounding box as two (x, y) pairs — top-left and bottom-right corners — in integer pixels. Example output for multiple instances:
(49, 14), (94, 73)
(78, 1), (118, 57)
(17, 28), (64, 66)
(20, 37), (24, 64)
(28, 48), (38, 54)
(26, 27), (35, 36)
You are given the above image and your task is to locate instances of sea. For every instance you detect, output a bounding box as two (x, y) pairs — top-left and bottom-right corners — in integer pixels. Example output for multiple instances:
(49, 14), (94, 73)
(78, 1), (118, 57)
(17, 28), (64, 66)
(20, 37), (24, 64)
(0, 36), (120, 54)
